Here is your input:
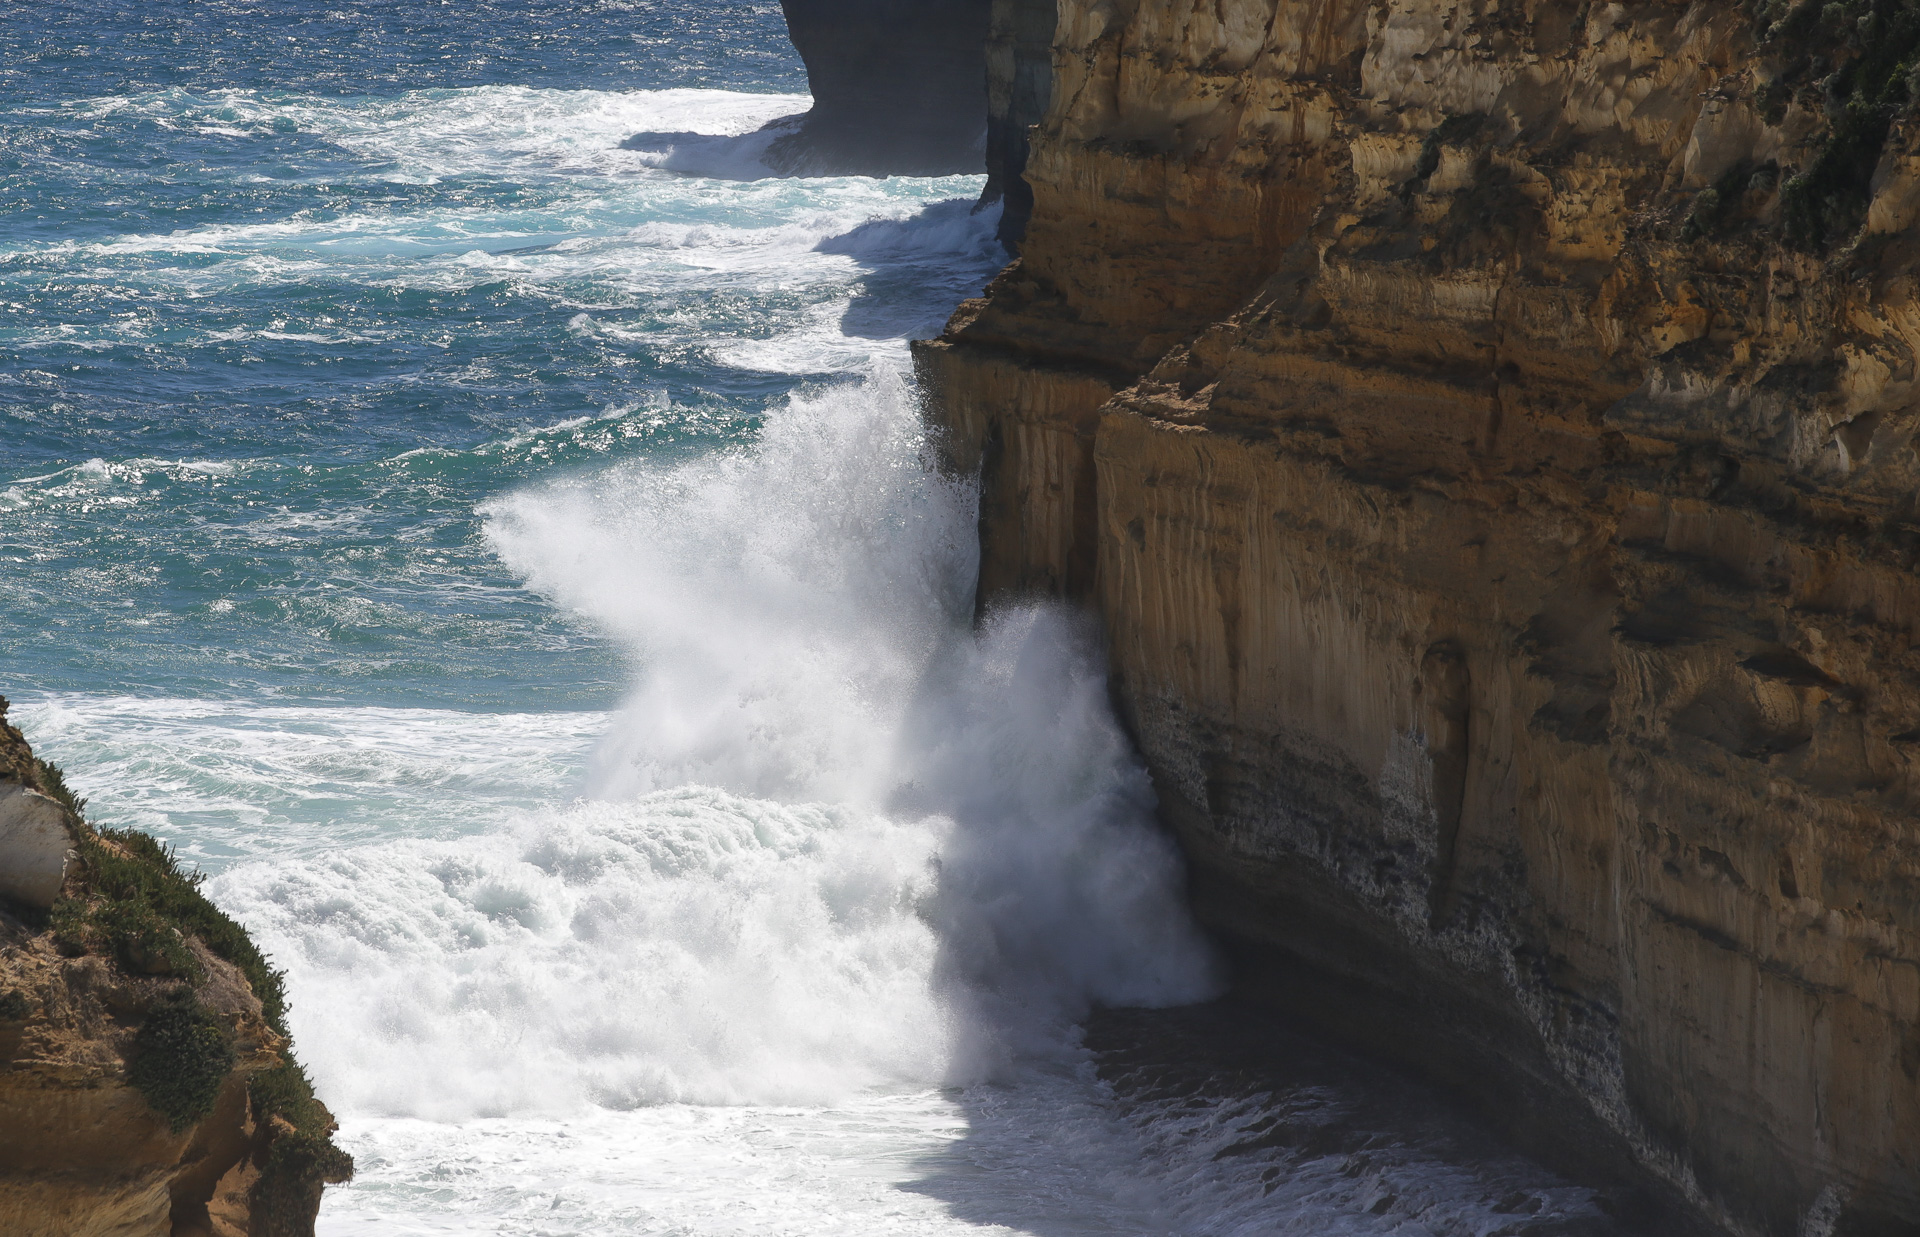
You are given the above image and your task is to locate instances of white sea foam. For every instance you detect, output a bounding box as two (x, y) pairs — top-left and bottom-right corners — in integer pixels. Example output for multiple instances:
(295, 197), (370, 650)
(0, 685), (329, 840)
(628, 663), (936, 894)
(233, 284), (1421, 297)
(16, 697), (604, 862)
(191, 362), (1217, 1127)
(486, 362), (1224, 1062)
(56, 85), (810, 185)
(9, 73), (1630, 1236)
(212, 787), (952, 1117)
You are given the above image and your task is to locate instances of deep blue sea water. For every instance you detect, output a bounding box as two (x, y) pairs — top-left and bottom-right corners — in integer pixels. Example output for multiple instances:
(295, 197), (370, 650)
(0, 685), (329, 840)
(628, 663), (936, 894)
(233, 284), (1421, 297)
(2, 6), (1626, 1235)
(0, 0), (943, 714)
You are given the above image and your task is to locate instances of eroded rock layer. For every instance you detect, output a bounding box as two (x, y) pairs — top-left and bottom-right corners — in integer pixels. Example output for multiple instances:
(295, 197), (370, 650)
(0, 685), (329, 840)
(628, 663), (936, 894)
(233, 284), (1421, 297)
(768, 0), (992, 176)
(916, 1), (1920, 1233)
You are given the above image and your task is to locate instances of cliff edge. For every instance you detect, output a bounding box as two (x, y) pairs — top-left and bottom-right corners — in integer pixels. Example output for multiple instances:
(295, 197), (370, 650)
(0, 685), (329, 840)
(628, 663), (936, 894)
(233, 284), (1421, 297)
(766, 0), (993, 176)
(0, 698), (350, 1237)
(918, 0), (1920, 1234)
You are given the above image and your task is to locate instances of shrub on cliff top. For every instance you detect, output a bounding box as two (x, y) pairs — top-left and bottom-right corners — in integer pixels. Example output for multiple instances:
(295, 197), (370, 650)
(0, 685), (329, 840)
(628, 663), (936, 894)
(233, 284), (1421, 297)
(1752, 0), (1920, 247)
(249, 1058), (355, 1235)
(53, 826), (290, 1032)
(128, 988), (237, 1132)
(253, 1126), (358, 1237)
(2, 697), (349, 1194)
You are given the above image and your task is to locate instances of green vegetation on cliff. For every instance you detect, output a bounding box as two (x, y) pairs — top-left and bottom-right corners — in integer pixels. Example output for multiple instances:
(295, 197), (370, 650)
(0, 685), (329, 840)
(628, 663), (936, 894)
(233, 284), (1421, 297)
(126, 988), (238, 1131)
(1755, 0), (1920, 246)
(0, 695), (352, 1211)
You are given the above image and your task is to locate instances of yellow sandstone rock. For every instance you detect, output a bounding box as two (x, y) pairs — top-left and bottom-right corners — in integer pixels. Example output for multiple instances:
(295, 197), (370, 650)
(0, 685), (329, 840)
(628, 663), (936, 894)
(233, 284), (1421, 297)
(920, 0), (1920, 1232)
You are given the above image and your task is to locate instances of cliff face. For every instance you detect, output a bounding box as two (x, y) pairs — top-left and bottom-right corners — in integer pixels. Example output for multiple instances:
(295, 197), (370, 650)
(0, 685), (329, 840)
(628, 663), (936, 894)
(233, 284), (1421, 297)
(0, 700), (349, 1237)
(917, 2), (1920, 1234)
(768, 0), (993, 176)
(980, 0), (1059, 245)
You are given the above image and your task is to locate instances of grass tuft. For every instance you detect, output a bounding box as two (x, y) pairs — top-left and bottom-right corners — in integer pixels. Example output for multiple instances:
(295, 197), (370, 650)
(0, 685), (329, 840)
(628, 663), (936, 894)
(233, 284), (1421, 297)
(54, 827), (290, 1032)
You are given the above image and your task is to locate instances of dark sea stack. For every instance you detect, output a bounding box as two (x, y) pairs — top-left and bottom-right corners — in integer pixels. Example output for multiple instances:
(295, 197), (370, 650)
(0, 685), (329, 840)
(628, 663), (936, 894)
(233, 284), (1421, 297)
(767, 0), (992, 177)
(917, 0), (1920, 1233)
(0, 699), (350, 1237)
(979, 0), (1056, 247)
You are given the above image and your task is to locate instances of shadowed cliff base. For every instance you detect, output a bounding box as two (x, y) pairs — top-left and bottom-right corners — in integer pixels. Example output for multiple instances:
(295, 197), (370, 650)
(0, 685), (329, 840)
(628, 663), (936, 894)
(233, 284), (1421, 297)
(617, 117), (800, 180)
(765, 0), (990, 177)
(897, 1000), (1707, 1236)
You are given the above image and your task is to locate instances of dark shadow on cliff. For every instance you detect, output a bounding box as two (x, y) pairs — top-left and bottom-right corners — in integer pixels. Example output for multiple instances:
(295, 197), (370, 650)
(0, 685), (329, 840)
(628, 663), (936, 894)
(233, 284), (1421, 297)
(895, 1001), (1707, 1237)
(617, 116), (800, 181)
(814, 198), (1008, 341)
(769, 0), (990, 178)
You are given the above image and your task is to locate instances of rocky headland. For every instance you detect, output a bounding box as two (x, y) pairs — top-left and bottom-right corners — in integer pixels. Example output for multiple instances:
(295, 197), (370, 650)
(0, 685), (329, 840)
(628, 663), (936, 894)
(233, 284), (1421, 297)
(764, 0), (993, 176)
(916, 0), (1920, 1233)
(0, 700), (349, 1236)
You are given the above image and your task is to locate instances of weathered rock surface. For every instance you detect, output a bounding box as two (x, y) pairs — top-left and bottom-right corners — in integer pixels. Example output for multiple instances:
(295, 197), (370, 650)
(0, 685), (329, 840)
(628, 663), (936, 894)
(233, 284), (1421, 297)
(0, 699), (350, 1236)
(917, 1), (1920, 1234)
(767, 0), (992, 176)
(0, 784), (74, 910)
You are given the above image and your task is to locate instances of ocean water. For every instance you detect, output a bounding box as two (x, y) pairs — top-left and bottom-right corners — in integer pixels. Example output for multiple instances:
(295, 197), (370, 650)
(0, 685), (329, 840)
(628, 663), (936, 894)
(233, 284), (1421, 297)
(4, 4), (1628, 1235)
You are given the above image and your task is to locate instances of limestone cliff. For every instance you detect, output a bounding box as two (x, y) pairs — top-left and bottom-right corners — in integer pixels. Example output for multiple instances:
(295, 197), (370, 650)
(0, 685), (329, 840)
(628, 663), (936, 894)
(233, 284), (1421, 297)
(0, 699), (350, 1237)
(917, 1), (1920, 1234)
(767, 0), (992, 176)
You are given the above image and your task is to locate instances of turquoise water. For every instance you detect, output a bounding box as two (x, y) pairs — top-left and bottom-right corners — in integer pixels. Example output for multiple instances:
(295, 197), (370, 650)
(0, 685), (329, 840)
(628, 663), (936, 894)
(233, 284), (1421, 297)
(0, 0), (981, 714)
(3, 6), (1624, 1235)
(2, 0), (1002, 867)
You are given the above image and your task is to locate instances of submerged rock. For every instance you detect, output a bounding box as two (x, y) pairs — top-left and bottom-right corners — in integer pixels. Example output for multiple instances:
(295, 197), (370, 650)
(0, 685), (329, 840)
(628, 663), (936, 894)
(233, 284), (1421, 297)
(918, 0), (1920, 1233)
(766, 0), (991, 177)
(0, 698), (351, 1237)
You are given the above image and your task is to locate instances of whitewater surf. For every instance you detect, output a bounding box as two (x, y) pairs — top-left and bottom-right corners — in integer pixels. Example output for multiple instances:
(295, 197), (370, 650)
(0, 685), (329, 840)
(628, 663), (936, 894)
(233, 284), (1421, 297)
(4, 2), (1627, 1233)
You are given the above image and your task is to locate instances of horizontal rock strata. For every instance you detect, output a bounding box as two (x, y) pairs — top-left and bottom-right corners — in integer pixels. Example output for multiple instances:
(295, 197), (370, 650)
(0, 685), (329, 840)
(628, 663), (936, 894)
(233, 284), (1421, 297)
(917, 1), (1920, 1233)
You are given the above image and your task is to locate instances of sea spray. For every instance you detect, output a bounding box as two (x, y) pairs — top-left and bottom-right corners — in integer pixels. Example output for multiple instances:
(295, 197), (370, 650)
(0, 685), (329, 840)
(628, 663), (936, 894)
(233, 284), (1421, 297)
(483, 360), (1221, 1088)
(200, 363), (1215, 1123)
(486, 365), (975, 807)
(4, 3), (1636, 1222)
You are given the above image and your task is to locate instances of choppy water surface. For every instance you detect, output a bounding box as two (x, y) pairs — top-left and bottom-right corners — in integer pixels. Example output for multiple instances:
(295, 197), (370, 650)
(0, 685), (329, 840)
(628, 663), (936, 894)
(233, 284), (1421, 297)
(4, 3), (1628, 1234)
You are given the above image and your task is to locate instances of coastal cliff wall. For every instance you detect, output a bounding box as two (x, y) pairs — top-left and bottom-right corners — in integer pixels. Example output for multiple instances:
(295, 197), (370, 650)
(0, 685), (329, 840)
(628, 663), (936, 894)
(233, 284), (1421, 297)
(0, 700), (349, 1236)
(981, 0), (1060, 244)
(917, 1), (1920, 1233)
(769, 0), (993, 176)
